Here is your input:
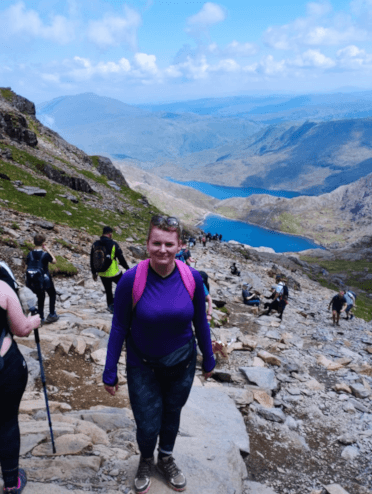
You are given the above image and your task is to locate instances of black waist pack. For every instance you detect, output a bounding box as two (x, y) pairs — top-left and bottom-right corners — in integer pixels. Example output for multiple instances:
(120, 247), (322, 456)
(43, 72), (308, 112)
(127, 334), (195, 378)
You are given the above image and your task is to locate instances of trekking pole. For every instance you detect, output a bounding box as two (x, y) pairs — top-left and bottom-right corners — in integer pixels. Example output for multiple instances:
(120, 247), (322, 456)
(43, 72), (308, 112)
(33, 318), (56, 454)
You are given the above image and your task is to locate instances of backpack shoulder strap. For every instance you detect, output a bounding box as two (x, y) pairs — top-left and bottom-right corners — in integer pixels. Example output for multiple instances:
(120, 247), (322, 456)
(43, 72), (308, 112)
(175, 260), (196, 300)
(132, 259), (150, 308)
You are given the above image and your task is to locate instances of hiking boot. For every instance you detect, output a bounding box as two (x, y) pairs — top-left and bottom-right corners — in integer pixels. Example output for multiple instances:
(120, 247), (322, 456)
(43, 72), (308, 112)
(45, 313), (59, 323)
(3, 468), (27, 493)
(134, 456), (153, 493)
(350, 314), (354, 320)
(157, 455), (186, 491)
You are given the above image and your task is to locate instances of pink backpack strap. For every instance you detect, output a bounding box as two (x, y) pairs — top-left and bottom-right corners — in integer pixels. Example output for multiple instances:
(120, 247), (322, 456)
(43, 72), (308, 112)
(175, 260), (196, 300)
(132, 259), (150, 308)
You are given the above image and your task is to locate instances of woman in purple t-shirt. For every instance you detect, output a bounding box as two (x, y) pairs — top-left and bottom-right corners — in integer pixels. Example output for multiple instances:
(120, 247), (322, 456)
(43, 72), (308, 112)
(103, 216), (215, 494)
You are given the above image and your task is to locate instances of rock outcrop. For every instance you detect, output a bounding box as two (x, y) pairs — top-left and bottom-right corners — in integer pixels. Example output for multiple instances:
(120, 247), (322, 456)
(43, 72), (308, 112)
(94, 156), (129, 188)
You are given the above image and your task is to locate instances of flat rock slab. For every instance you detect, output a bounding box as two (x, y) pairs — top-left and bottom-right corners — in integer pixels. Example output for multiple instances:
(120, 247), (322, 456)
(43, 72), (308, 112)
(0, 482), (89, 493)
(122, 386), (250, 494)
(124, 436), (247, 494)
(325, 484), (351, 494)
(20, 433), (47, 455)
(243, 481), (278, 493)
(180, 386), (250, 454)
(32, 433), (92, 456)
(20, 456), (101, 482)
(240, 367), (278, 391)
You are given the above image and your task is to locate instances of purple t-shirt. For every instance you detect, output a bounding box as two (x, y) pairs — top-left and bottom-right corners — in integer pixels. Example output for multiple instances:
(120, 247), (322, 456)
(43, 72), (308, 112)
(103, 263), (216, 386)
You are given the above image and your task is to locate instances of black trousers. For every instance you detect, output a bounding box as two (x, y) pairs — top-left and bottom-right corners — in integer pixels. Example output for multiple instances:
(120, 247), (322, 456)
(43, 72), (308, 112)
(0, 342), (28, 488)
(100, 271), (123, 307)
(33, 281), (57, 319)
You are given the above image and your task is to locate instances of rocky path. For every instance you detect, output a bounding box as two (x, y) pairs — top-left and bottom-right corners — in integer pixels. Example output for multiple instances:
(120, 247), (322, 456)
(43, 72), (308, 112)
(0, 218), (371, 493)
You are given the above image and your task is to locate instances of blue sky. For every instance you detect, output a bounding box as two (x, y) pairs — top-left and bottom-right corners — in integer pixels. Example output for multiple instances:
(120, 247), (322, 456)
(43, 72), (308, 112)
(1, 0), (372, 104)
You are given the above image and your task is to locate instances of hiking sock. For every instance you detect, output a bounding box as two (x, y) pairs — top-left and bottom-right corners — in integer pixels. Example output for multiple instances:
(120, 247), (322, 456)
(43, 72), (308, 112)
(3, 467), (18, 489)
(158, 450), (172, 460)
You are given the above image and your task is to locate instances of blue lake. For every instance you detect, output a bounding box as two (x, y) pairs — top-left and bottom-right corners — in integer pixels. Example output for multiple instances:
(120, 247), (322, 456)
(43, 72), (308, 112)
(166, 178), (303, 200)
(200, 215), (323, 253)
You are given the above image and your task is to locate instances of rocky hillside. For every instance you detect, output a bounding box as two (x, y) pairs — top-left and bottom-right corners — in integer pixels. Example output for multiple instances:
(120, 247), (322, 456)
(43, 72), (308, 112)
(116, 162), (219, 224)
(212, 172), (372, 250)
(0, 208), (371, 494)
(0, 87), (163, 245)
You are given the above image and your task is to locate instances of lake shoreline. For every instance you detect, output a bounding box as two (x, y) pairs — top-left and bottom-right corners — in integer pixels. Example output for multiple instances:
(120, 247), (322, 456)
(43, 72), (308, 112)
(195, 211), (326, 252)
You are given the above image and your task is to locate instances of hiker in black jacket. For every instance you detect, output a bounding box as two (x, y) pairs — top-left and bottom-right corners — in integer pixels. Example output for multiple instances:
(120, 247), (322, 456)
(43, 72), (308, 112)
(90, 226), (130, 313)
(26, 234), (58, 325)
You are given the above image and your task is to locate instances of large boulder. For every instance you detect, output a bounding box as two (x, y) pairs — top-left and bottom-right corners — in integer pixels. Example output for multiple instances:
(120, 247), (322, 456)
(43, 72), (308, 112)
(122, 385), (249, 494)
(94, 156), (129, 188)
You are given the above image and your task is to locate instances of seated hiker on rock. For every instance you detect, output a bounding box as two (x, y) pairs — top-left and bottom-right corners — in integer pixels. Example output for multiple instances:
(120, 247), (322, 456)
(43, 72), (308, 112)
(90, 226), (130, 314)
(328, 290), (347, 326)
(103, 215), (215, 494)
(230, 262), (240, 277)
(0, 277), (41, 494)
(242, 283), (260, 307)
(260, 286), (288, 320)
(25, 234), (59, 325)
(342, 290), (356, 320)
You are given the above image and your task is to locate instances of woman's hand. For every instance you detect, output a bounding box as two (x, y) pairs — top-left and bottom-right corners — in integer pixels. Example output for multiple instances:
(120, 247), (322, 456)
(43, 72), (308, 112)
(104, 384), (119, 396)
(202, 370), (213, 380)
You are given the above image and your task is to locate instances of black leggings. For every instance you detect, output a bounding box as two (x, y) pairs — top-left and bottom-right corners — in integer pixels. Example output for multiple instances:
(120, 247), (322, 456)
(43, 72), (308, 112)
(34, 282), (57, 319)
(0, 342), (28, 488)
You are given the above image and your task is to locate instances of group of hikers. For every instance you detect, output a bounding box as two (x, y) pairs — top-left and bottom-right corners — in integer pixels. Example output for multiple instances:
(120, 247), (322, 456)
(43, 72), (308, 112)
(199, 232), (222, 247)
(0, 217), (359, 494)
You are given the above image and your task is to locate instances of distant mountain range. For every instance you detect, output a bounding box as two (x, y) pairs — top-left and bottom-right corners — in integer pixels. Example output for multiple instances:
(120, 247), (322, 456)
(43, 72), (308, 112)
(36, 93), (261, 163)
(37, 91), (372, 194)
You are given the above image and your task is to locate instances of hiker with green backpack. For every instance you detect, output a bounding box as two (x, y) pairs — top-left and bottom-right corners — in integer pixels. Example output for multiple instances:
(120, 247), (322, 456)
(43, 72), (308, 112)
(102, 215), (215, 493)
(90, 226), (130, 314)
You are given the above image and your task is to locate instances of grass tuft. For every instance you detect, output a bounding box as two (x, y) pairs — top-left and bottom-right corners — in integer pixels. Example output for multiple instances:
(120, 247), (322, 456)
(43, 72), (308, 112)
(49, 256), (78, 277)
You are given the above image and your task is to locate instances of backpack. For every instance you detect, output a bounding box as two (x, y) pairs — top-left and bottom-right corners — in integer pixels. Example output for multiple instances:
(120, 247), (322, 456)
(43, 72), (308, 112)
(26, 251), (47, 291)
(132, 259), (196, 308)
(347, 290), (357, 301)
(0, 261), (18, 293)
(198, 270), (210, 293)
(92, 241), (113, 272)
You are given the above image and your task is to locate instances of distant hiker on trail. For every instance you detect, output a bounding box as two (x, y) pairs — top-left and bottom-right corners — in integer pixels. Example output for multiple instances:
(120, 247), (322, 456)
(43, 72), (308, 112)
(102, 215), (215, 494)
(26, 234), (59, 325)
(230, 262), (240, 277)
(219, 234), (222, 242)
(202, 236), (206, 247)
(242, 283), (260, 307)
(0, 277), (41, 494)
(343, 290), (356, 320)
(179, 241), (195, 266)
(328, 290), (347, 326)
(90, 226), (130, 314)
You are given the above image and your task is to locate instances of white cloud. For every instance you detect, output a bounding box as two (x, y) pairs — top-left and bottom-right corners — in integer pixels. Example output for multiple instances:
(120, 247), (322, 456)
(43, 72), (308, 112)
(187, 2), (227, 28)
(0, 1), (75, 44)
(134, 53), (158, 75)
(263, 1), (367, 50)
(336, 44), (372, 68)
(223, 40), (258, 57)
(210, 58), (240, 72)
(290, 49), (335, 68)
(70, 56), (132, 80)
(306, 2), (332, 17)
(86, 5), (141, 49)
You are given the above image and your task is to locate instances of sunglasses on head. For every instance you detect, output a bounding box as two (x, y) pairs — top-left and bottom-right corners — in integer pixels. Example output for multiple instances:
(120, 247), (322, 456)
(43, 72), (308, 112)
(151, 215), (180, 228)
